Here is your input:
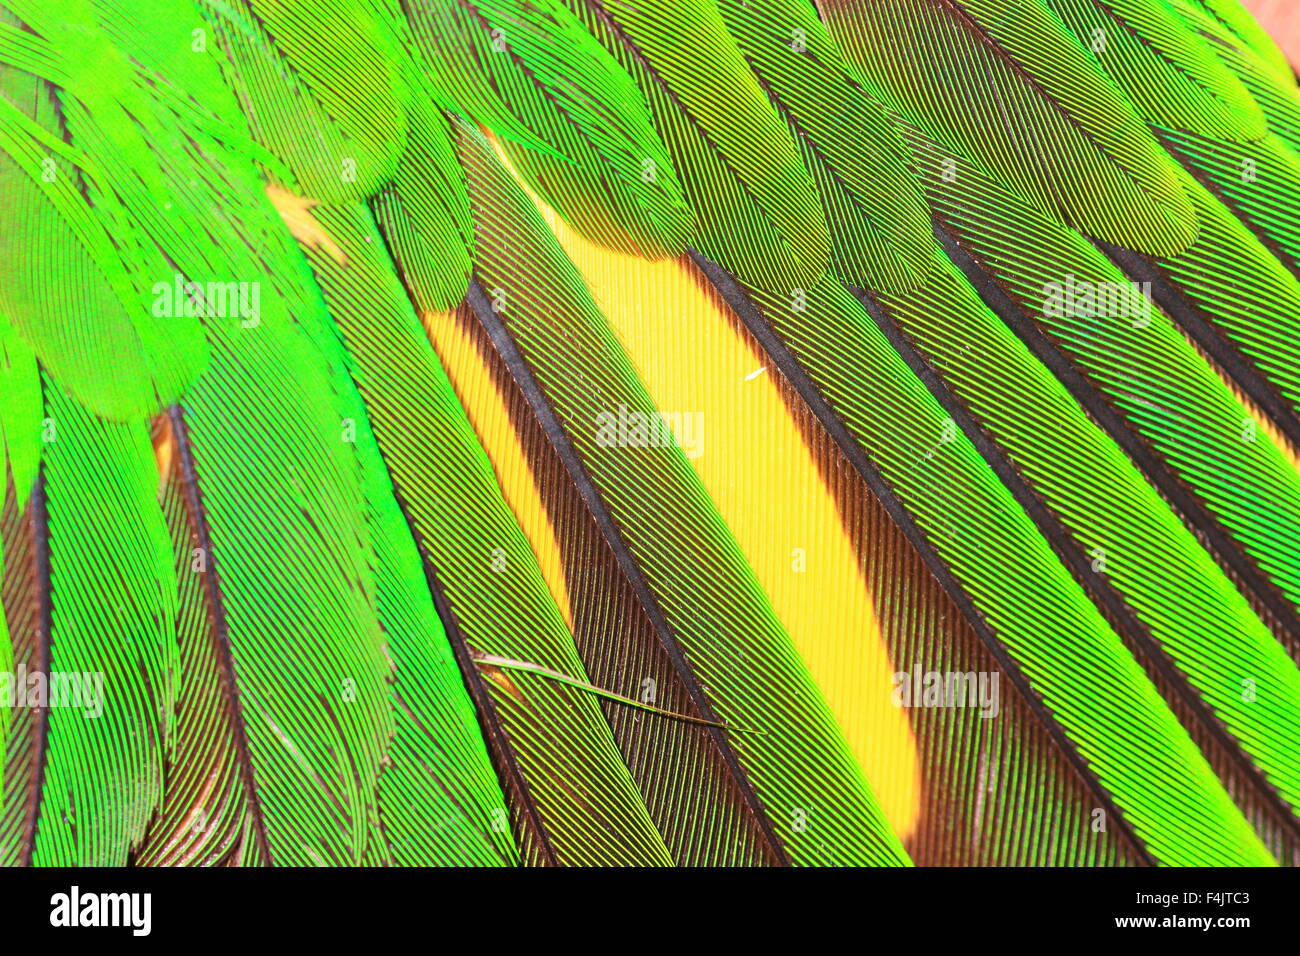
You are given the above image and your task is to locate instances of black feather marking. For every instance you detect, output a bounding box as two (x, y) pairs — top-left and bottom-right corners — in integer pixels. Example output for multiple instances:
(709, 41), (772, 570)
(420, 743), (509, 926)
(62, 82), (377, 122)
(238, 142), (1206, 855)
(687, 249), (1158, 866)
(1099, 242), (1300, 449)
(465, 279), (790, 865)
(166, 406), (272, 864)
(850, 256), (1300, 846)
(935, 226), (1300, 639)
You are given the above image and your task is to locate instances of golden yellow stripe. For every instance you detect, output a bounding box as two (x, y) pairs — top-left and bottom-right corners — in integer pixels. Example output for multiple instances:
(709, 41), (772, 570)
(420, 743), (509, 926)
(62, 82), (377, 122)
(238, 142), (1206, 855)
(420, 309), (575, 633)
(504, 163), (921, 837)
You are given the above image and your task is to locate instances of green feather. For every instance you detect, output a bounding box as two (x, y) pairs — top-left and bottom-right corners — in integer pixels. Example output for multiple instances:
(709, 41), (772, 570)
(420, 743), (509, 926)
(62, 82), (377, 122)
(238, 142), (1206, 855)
(302, 197), (674, 866)
(200, 0), (371, 198)
(1161, 129), (1300, 278)
(1155, 174), (1300, 416)
(906, 125), (1300, 630)
(1040, 0), (1265, 142)
(362, 447), (518, 867)
(1182, 0), (1293, 78)
(164, 245), (396, 863)
(0, 49), (206, 420)
(3, 0), (1299, 870)
(713, 0), (934, 292)
(0, 316), (39, 507)
(1175, 0), (1300, 151)
(737, 274), (1275, 865)
(404, 0), (694, 257)
(26, 380), (177, 865)
(371, 96), (476, 314)
(240, 0), (408, 195)
(870, 244), (1300, 822)
(569, 0), (832, 290)
(821, 0), (1199, 256)
(456, 115), (913, 867)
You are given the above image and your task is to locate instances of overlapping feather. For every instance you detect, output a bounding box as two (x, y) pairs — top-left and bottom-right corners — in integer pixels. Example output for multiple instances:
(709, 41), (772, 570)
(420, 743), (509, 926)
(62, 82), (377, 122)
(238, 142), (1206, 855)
(0, 0), (1298, 868)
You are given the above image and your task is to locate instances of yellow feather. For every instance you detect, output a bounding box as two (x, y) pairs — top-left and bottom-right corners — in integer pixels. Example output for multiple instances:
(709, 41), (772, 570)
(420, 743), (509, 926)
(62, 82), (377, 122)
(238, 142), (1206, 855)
(507, 170), (923, 839)
(421, 308), (575, 633)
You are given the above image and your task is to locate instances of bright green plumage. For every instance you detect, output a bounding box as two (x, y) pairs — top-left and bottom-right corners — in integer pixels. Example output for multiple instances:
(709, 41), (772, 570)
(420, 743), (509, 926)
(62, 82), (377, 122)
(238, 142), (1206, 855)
(0, 0), (1298, 868)
(455, 118), (908, 864)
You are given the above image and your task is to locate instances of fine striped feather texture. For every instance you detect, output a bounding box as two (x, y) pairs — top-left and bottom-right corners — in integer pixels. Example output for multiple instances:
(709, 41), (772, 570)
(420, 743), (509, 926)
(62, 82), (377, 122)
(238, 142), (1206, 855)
(456, 122), (908, 865)
(426, 303), (782, 865)
(539, 225), (925, 840)
(153, 286), (395, 866)
(866, 245), (1300, 826)
(1040, 0), (1266, 142)
(820, 0), (1199, 256)
(370, 96), (476, 313)
(1179, 0), (1300, 146)
(231, 0), (409, 199)
(0, 473), (46, 865)
(713, 0), (935, 292)
(0, 501), (8, 791)
(569, 0), (833, 290)
(1147, 175), (1300, 423)
(201, 0), (389, 201)
(729, 276), (1276, 865)
(351, 400), (518, 867)
(300, 197), (674, 866)
(404, 0), (694, 258)
(2, 0), (1300, 869)
(0, 28), (207, 421)
(0, 316), (39, 508)
(2, 0), (523, 865)
(1160, 128), (1300, 282)
(9, 383), (176, 866)
(906, 126), (1300, 641)
(1187, 0), (1293, 77)
(132, 414), (257, 866)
